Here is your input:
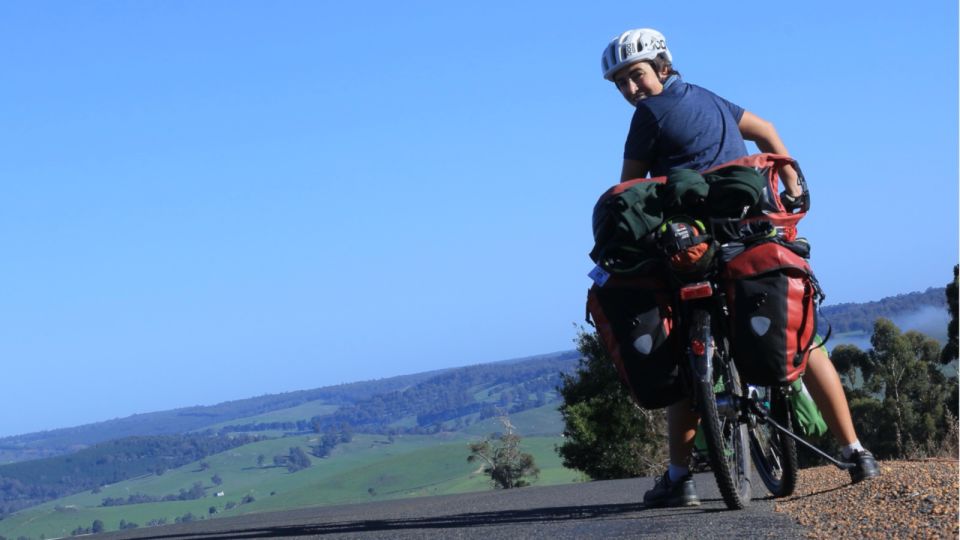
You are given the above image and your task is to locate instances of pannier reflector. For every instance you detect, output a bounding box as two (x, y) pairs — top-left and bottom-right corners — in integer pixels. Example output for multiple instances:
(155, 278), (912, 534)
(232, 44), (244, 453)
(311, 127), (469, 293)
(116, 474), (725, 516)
(633, 335), (653, 354)
(751, 316), (771, 336)
(680, 282), (713, 300)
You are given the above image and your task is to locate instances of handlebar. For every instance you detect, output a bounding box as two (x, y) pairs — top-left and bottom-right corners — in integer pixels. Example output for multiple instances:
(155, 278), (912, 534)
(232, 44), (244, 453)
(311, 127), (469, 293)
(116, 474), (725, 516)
(780, 163), (811, 213)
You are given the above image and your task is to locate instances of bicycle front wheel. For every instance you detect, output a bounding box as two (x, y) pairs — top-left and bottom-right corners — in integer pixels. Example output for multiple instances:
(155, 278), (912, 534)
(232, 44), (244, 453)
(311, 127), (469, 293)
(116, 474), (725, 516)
(748, 385), (799, 497)
(689, 309), (752, 510)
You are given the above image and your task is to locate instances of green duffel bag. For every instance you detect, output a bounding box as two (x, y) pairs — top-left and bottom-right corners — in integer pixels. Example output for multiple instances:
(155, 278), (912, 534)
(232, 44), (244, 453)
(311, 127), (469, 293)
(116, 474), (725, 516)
(659, 165), (766, 220)
(704, 165), (767, 218)
(590, 181), (664, 274)
(662, 169), (710, 211)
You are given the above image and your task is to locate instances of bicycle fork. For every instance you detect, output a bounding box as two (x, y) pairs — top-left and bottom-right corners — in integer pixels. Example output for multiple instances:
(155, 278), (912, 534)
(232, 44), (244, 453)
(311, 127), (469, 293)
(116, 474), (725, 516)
(682, 286), (742, 427)
(687, 310), (714, 386)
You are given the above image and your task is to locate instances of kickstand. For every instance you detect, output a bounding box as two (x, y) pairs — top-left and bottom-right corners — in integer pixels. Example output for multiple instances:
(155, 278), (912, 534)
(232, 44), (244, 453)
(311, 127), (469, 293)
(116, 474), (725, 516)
(749, 400), (855, 470)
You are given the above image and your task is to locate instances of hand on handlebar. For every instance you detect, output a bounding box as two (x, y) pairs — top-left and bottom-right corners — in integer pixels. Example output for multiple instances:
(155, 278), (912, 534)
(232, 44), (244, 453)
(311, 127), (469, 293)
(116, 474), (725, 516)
(780, 164), (801, 196)
(779, 163), (810, 213)
(779, 190), (810, 212)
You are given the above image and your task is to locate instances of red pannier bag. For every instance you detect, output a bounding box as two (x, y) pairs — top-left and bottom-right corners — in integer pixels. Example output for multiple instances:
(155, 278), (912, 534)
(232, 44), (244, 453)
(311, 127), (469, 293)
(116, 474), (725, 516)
(722, 241), (820, 386)
(586, 272), (685, 409)
(704, 153), (807, 242)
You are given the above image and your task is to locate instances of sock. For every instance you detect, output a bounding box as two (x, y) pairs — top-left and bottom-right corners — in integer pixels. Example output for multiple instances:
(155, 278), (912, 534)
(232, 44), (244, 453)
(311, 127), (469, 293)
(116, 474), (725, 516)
(841, 440), (865, 459)
(668, 463), (689, 482)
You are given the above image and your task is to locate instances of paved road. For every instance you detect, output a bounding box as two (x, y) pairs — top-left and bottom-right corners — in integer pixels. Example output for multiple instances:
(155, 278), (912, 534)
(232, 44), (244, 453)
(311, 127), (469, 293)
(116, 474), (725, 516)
(100, 474), (809, 539)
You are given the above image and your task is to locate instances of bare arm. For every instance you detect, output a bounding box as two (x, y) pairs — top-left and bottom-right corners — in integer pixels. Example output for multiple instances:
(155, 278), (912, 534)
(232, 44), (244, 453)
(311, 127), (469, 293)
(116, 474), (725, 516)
(738, 111), (801, 196)
(620, 159), (650, 182)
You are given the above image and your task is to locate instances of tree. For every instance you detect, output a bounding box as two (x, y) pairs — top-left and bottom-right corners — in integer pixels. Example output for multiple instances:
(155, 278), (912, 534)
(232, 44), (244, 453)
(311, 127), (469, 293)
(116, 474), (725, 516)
(256, 454), (265, 467)
(183, 481), (206, 500)
(467, 414), (539, 489)
(279, 447), (312, 472)
(556, 331), (668, 479)
(211, 473), (223, 486)
(832, 318), (957, 458)
(941, 265), (958, 364)
(91, 520), (104, 533)
(340, 423), (354, 443)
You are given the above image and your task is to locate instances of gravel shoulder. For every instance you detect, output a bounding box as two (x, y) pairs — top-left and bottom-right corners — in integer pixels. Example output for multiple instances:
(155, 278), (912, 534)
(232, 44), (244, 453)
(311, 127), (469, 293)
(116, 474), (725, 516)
(774, 459), (958, 539)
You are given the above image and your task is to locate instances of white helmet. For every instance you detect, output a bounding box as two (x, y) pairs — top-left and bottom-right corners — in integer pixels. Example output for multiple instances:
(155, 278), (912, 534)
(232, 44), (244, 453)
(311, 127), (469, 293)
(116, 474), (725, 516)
(601, 28), (672, 81)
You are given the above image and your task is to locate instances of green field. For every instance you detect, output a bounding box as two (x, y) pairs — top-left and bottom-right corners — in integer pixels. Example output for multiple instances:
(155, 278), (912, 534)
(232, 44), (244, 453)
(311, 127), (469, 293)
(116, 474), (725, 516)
(0, 424), (580, 540)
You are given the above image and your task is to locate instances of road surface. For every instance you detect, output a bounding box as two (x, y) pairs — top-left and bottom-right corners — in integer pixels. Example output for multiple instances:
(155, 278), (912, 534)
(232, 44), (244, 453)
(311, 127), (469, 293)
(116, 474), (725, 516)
(99, 473), (808, 539)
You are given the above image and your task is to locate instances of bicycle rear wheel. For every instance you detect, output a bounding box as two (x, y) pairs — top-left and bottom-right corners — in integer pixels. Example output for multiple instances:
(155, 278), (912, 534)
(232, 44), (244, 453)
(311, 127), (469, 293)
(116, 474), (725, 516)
(748, 386), (799, 497)
(689, 309), (751, 509)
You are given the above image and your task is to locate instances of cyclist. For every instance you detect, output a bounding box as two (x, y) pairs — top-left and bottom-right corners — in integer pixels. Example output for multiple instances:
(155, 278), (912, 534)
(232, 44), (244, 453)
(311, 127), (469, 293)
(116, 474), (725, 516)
(600, 28), (879, 508)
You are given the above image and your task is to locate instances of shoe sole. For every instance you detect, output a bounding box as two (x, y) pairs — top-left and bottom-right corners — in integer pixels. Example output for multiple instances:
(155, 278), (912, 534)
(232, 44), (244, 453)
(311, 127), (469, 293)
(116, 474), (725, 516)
(850, 471), (880, 484)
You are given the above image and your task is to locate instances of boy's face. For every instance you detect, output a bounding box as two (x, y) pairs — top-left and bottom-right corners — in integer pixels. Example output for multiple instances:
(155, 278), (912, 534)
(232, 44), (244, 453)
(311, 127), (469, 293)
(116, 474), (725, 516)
(613, 62), (665, 106)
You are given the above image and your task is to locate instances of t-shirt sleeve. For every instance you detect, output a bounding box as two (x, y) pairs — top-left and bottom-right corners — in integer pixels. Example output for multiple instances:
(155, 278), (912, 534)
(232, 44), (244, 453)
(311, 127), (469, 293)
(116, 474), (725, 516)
(623, 105), (659, 161)
(718, 95), (745, 123)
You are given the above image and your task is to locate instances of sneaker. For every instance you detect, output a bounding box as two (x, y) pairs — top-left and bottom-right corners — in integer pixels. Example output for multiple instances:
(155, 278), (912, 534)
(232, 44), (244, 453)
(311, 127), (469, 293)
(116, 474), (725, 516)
(643, 470), (700, 507)
(847, 449), (880, 483)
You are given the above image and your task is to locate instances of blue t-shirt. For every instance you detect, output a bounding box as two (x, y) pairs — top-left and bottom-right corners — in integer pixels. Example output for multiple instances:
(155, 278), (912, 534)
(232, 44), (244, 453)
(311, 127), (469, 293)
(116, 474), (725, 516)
(623, 76), (747, 176)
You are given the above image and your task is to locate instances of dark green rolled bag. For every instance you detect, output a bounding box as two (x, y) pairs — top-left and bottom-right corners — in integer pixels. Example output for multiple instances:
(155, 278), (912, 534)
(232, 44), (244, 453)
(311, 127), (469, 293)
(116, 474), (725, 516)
(590, 181), (664, 274)
(704, 165), (767, 218)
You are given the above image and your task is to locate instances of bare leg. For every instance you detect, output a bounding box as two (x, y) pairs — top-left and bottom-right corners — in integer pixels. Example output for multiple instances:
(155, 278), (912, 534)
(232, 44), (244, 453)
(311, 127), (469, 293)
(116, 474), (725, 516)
(667, 398), (700, 466)
(801, 347), (857, 445)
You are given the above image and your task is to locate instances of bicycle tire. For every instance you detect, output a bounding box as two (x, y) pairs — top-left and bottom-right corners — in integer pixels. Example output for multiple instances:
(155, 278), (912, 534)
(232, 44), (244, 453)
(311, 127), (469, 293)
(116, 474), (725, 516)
(689, 309), (752, 509)
(749, 386), (799, 497)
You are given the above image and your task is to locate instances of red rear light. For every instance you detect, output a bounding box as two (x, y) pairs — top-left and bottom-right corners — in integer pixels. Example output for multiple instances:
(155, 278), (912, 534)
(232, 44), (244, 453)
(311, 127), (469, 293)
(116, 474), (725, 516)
(680, 281), (713, 300)
(691, 339), (706, 356)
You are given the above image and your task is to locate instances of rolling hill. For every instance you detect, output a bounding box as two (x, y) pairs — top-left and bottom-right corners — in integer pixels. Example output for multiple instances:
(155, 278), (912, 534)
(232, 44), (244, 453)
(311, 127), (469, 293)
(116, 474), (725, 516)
(0, 350), (582, 540)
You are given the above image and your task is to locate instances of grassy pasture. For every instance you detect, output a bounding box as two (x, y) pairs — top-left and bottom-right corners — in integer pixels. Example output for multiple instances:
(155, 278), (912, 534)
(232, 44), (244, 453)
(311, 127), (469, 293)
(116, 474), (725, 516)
(0, 430), (578, 539)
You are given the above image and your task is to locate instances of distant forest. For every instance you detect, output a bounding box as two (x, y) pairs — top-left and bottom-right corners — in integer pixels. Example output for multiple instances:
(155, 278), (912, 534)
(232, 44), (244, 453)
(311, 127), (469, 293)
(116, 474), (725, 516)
(210, 354), (581, 437)
(309, 354), (578, 435)
(0, 367), (448, 464)
(820, 287), (947, 334)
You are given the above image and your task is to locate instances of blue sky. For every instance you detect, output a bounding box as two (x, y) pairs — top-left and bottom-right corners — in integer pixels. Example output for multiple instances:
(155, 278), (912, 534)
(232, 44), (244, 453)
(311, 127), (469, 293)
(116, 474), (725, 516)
(1, 1), (956, 437)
